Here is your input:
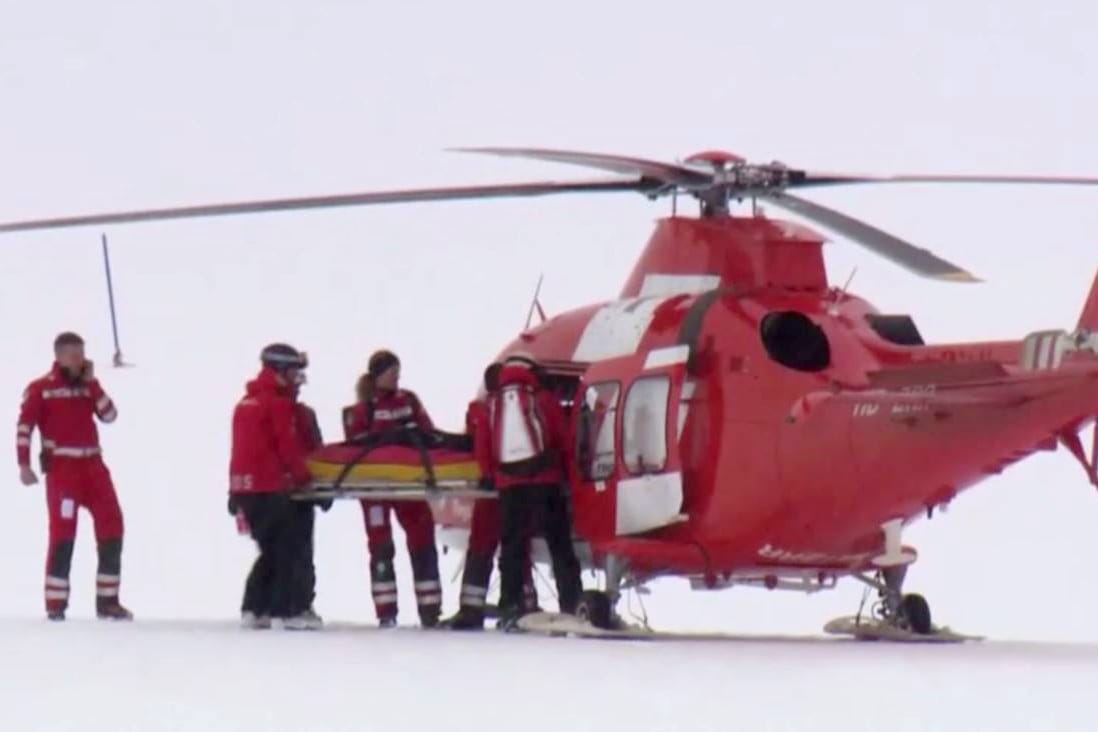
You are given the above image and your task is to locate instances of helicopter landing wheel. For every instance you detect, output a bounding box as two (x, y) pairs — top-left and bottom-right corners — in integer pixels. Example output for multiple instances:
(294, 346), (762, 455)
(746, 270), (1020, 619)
(898, 593), (932, 635)
(575, 590), (615, 630)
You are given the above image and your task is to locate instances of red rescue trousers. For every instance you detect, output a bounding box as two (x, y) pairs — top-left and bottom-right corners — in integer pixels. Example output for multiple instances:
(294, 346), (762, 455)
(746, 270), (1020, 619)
(361, 500), (441, 623)
(44, 457), (124, 614)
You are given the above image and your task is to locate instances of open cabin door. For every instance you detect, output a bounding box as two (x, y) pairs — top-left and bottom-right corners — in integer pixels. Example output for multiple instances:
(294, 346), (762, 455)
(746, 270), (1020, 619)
(571, 345), (689, 541)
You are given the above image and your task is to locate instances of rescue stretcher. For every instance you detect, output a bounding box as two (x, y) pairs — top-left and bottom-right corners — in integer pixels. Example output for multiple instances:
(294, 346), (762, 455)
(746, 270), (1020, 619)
(292, 428), (497, 502)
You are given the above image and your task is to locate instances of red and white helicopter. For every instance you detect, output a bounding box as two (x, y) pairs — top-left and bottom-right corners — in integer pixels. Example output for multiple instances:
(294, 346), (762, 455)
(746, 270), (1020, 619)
(7, 147), (1098, 638)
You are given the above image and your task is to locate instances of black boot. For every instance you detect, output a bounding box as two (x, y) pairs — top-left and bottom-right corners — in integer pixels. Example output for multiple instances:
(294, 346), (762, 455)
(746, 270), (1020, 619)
(96, 597), (134, 621)
(419, 607), (441, 629)
(443, 606), (485, 631)
(496, 605), (526, 633)
(96, 539), (131, 620)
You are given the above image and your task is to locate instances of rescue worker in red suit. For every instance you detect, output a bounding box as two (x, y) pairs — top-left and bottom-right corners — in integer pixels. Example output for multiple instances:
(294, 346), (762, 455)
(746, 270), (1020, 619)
(477, 353), (582, 630)
(344, 350), (442, 628)
(234, 355), (328, 630)
(229, 343), (319, 630)
(445, 363), (539, 631)
(17, 332), (132, 621)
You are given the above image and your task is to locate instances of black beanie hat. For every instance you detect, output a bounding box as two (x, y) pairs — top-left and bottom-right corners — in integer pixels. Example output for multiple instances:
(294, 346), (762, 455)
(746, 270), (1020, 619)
(367, 350), (400, 379)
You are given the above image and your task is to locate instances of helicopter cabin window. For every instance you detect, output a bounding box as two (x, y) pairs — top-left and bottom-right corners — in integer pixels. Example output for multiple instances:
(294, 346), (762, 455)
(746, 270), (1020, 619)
(622, 376), (670, 474)
(760, 311), (831, 372)
(578, 382), (620, 481)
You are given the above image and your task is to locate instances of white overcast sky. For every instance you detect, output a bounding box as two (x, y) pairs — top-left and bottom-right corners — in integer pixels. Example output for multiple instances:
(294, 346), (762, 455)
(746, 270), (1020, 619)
(3, 1), (1098, 640)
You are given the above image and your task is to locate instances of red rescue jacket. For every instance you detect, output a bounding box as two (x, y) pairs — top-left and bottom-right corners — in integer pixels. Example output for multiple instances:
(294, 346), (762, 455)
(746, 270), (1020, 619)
(475, 365), (569, 490)
(229, 367), (312, 494)
(17, 364), (117, 467)
(343, 388), (433, 441)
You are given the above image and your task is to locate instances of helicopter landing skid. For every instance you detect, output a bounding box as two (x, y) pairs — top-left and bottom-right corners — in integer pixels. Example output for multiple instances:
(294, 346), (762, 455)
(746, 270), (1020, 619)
(831, 569), (981, 642)
(823, 615), (982, 643)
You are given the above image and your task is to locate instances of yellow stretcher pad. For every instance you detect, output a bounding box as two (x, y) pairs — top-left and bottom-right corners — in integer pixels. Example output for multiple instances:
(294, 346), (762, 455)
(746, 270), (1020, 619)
(307, 457), (481, 484)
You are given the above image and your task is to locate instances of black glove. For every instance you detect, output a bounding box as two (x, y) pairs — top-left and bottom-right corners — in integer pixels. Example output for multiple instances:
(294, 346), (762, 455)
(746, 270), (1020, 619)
(318, 498), (334, 512)
(227, 494), (239, 517)
(478, 477), (495, 493)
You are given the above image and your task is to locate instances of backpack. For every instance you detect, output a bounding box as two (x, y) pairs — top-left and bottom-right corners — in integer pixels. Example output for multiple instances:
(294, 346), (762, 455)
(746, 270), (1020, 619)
(490, 383), (556, 477)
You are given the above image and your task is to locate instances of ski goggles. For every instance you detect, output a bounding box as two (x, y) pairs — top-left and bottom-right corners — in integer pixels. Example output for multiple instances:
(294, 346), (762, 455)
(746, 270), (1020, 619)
(263, 350), (309, 371)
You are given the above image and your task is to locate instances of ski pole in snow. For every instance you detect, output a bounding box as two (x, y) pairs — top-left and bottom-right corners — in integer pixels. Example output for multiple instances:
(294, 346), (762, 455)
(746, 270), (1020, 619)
(101, 233), (130, 367)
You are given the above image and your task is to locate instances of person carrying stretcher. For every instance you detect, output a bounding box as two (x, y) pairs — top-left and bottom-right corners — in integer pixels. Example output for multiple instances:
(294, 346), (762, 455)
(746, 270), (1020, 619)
(343, 350), (443, 628)
(236, 367), (326, 630)
(476, 353), (582, 631)
(229, 343), (318, 630)
(444, 363), (540, 630)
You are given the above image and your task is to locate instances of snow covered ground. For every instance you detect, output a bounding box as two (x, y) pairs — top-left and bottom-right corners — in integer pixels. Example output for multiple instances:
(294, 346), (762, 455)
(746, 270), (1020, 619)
(1, 616), (1094, 732)
(4, 1), (1098, 729)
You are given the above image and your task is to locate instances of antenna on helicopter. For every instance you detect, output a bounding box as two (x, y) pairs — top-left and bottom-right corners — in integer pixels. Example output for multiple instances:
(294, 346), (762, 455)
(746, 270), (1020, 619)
(101, 234), (132, 368)
(829, 267), (859, 316)
(839, 266), (858, 298)
(524, 274), (547, 330)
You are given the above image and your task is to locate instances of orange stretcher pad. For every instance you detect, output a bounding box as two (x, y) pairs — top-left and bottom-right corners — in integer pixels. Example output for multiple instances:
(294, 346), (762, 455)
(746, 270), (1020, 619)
(297, 443), (493, 501)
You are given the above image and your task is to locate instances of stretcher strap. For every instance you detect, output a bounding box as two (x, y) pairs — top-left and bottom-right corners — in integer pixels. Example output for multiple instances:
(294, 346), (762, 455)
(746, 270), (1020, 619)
(330, 427), (444, 494)
(331, 431), (387, 494)
(405, 427), (438, 491)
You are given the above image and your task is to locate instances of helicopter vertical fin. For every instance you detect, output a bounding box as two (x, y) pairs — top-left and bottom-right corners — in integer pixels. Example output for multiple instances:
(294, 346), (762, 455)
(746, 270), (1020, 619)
(1078, 264), (1098, 332)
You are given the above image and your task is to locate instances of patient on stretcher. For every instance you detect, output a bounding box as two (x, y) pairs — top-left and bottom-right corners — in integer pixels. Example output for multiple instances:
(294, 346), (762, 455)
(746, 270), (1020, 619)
(304, 425), (484, 495)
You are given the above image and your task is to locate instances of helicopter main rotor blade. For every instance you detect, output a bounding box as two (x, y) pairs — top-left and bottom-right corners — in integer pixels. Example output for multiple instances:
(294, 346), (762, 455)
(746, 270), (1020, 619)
(762, 192), (979, 282)
(453, 147), (712, 187)
(0, 178), (653, 234)
(792, 172), (1098, 188)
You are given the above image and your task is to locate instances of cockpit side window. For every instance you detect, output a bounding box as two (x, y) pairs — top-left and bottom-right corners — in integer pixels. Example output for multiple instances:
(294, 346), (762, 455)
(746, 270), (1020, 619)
(577, 381), (620, 480)
(622, 376), (670, 474)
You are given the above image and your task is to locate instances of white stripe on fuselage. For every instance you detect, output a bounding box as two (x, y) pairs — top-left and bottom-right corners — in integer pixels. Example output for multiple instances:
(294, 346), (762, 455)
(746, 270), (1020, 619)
(572, 296), (676, 363)
(638, 274), (720, 298)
